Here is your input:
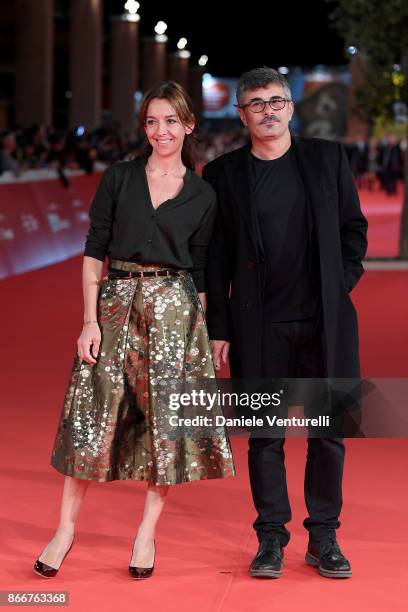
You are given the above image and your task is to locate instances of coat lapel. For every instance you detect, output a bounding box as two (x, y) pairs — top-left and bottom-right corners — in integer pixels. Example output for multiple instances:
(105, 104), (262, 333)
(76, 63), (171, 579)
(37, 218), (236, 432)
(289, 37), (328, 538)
(224, 144), (265, 257)
(291, 136), (327, 234)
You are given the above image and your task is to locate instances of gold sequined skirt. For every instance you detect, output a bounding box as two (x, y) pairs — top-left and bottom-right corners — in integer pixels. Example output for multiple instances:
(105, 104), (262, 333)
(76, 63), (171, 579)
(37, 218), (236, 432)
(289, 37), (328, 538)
(50, 260), (236, 485)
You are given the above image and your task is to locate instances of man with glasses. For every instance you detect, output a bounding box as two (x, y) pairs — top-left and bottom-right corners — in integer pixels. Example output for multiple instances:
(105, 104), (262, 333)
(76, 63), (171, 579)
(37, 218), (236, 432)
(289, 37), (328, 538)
(203, 67), (367, 579)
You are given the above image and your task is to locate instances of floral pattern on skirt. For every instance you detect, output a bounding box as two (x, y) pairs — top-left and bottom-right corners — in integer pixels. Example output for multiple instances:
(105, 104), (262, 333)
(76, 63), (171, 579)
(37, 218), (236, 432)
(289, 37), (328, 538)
(51, 264), (235, 485)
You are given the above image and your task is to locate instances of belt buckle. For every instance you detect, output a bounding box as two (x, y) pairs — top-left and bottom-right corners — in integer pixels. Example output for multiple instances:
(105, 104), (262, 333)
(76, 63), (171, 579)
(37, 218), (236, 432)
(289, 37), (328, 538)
(154, 270), (159, 277)
(140, 271), (145, 278)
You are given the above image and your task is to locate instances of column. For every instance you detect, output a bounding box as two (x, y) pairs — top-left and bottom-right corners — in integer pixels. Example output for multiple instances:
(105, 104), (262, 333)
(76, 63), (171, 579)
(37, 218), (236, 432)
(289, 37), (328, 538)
(69, 0), (103, 129)
(111, 15), (139, 136)
(189, 66), (204, 124)
(15, 0), (54, 127)
(168, 54), (189, 90)
(141, 38), (167, 93)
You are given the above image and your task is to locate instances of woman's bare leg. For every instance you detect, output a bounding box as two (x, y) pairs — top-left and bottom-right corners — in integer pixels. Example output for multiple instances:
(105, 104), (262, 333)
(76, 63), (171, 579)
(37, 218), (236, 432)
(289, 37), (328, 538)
(37, 476), (90, 568)
(130, 483), (169, 567)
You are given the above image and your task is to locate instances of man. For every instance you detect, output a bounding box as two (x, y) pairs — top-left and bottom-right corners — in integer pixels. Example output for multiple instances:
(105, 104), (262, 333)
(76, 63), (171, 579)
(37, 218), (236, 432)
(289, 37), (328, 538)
(202, 67), (367, 579)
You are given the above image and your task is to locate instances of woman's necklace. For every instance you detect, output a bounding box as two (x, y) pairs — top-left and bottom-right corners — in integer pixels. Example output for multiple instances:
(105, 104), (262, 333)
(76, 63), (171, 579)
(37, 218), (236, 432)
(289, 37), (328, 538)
(146, 162), (185, 178)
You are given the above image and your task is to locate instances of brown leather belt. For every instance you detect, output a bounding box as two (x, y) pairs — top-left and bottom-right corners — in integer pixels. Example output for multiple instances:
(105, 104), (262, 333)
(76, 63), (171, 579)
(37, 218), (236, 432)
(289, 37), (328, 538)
(107, 268), (182, 279)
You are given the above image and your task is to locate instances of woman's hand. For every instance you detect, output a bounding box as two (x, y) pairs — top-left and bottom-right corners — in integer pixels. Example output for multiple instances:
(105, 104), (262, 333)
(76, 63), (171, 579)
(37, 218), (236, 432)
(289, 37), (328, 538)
(77, 322), (101, 365)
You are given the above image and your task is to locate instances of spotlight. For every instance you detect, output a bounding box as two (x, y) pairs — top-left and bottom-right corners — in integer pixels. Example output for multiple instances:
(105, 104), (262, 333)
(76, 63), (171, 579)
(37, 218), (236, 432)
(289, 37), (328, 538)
(177, 37), (188, 50)
(154, 20), (167, 35)
(154, 20), (168, 42)
(123, 0), (140, 21)
(124, 0), (139, 13)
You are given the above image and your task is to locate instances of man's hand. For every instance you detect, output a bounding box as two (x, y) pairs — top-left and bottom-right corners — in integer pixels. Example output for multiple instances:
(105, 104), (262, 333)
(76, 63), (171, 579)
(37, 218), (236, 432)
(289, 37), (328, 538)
(198, 292), (207, 313)
(210, 340), (230, 371)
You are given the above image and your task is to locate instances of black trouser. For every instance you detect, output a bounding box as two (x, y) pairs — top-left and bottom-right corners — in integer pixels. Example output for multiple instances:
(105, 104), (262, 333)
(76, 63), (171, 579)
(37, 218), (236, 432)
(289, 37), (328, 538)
(248, 319), (345, 546)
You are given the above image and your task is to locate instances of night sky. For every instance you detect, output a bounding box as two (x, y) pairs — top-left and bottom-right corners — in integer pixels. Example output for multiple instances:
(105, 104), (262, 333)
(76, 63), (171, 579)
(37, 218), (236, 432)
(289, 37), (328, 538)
(107, 0), (347, 77)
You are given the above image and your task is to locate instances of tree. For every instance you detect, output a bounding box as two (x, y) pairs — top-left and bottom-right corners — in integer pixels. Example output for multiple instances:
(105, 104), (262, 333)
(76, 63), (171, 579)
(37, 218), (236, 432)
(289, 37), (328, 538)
(326, 0), (408, 257)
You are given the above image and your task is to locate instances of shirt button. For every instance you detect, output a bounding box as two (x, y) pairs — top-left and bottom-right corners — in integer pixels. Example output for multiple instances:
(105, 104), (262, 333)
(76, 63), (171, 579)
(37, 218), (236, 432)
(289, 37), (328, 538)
(147, 239), (152, 244)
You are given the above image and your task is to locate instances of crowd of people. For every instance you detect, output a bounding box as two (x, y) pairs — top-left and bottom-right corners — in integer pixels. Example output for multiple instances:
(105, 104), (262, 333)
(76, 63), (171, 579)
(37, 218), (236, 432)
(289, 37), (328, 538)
(0, 123), (405, 195)
(344, 135), (405, 195)
(0, 123), (250, 179)
(0, 123), (137, 178)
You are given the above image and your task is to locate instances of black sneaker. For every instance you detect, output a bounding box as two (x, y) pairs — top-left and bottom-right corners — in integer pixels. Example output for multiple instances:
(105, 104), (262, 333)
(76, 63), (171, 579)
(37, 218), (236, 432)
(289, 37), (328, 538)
(249, 538), (284, 578)
(306, 538), (352, 578)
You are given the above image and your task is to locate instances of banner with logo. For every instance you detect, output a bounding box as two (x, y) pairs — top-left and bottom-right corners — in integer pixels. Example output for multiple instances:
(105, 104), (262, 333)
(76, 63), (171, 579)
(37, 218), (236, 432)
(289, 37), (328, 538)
(203, 76), (239, 118)
(0, 173), (101, 279)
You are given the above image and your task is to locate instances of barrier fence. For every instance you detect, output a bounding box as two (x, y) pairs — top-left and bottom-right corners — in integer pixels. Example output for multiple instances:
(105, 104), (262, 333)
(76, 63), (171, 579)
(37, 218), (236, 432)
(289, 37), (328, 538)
(0, 172), (101, 279)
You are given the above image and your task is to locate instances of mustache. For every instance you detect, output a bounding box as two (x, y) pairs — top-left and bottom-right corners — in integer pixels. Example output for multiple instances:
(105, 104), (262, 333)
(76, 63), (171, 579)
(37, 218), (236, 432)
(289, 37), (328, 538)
(259, 114), (280, 124)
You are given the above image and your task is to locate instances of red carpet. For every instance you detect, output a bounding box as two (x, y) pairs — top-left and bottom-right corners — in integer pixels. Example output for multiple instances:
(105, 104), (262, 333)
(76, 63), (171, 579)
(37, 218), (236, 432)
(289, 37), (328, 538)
(1, 258), (407, 611)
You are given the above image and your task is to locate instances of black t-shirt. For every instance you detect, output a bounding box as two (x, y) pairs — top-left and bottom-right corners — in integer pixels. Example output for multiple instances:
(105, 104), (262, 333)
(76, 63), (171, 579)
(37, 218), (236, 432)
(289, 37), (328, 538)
(249, 147), (319, 322)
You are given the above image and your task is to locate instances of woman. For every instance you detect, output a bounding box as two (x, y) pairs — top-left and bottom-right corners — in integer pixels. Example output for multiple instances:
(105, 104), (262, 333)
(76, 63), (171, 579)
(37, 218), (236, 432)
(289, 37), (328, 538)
(34, 81), (235, 580)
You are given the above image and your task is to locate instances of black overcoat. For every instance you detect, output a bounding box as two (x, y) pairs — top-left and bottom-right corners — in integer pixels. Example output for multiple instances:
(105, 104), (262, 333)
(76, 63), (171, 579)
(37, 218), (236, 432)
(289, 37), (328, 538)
(202, 136), (368, 379)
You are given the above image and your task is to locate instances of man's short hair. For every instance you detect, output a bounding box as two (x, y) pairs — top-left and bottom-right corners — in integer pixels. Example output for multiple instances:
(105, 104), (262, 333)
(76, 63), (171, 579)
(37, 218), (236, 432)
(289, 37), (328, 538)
(236, 66), (292, 105)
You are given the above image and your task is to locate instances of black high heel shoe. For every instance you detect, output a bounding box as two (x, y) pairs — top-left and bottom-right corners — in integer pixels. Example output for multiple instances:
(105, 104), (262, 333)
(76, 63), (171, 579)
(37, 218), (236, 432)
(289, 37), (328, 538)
(128, 539), (156, 580)
(33, 536), (75, 578)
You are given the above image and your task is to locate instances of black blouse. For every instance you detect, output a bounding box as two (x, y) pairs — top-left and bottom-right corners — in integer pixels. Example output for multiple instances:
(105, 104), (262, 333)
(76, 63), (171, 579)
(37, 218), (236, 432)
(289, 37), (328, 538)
(84, 157), (217, 292)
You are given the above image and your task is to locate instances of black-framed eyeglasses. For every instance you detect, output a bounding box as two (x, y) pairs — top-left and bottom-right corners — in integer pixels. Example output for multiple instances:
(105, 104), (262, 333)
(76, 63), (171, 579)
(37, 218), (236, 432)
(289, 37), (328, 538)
(235, 97), (291, 113)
